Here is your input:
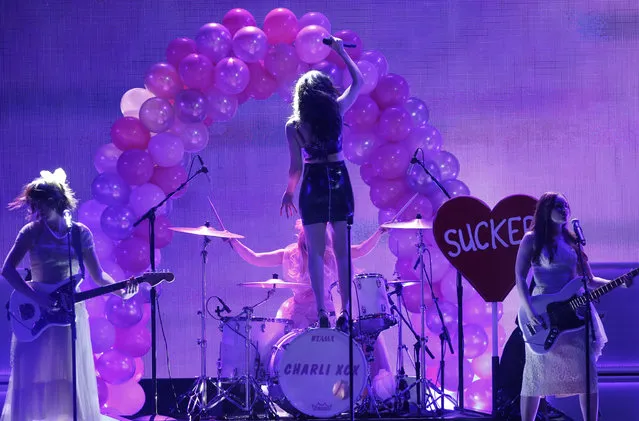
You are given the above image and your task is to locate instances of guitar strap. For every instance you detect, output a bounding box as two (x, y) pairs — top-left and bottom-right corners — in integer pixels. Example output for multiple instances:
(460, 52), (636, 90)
(71, 223), (85, 280)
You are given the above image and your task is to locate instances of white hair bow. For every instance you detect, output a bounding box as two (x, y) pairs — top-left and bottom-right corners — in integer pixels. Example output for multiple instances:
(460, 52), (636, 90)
(39, 168), (67, 184)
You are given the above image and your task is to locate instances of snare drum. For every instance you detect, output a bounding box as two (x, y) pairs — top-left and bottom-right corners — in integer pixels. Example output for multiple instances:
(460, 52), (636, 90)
(268, 328), (368, 417)
(330, 273), (397, 335)
(219, 317), (293, 380)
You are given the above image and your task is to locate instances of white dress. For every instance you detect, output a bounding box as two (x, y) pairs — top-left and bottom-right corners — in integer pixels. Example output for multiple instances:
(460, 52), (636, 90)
(521, 235), (607, 397)
(1, 221), (106, 421)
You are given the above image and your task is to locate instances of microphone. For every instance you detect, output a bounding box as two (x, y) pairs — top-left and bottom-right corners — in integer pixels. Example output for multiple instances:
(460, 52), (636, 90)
(196, 155), (212, 183)
(406, 148), (420, 175)
(63, 209), (73, 230)
(322, 38), (357, 48)
(216, 296), (231, 313)
(571, 218), (586, 246)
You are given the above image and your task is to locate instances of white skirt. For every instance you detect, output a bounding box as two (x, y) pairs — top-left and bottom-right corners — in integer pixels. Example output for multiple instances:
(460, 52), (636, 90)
(1, 303), (106, 421)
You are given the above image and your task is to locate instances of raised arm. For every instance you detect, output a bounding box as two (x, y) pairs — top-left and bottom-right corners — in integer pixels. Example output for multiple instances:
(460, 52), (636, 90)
(351, 227), (387, 259)
(281, 122), (303, 218)
(228, 239), (285, 268)
(331, 37), (364, 115)
(515, 232), (536, 318)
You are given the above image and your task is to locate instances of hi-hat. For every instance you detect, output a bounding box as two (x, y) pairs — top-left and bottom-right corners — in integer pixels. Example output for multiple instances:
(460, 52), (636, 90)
(381, 217), (432, 230)
(239, 274), (306, 289)
(170, 226), (245, 239)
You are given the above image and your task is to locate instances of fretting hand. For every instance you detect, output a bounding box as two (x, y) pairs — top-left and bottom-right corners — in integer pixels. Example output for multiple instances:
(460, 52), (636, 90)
(118, 278), (139, 300)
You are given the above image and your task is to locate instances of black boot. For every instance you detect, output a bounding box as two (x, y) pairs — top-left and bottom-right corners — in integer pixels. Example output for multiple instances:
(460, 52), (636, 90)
(336, 310), (350, 332)
(318, 309), (330, 328)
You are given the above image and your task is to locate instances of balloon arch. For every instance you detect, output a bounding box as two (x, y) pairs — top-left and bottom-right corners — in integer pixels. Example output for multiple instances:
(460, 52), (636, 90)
(78, 7), (503, 416)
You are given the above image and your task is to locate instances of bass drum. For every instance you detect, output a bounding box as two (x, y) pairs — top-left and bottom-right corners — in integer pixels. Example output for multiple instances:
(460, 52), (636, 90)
(267, 328), (368, 417)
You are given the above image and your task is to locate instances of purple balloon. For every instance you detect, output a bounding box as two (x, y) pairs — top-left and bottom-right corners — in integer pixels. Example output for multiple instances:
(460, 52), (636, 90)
(116, 149), (154, 186)
(432, 150), (460, 181)
(100, 205), (136, 240)
(404, 97), (430, 127)
(89, 317), (116, 353)
(139, 97), (175, 133)
(312, 60), (342, 88)
(214, 57), (250, 95)
(360, 50), (389, 77)
(144, 62), (182, 99)
(95, 349), (136, 385)
(174, 89), (208, 123)
(442, 179), (470, 197)
(78, 199), (107, 231)
(166, 37), (197, 69)
(105, 295), (143, 329)
(195, 23), (232, 64)
(406, 159), (441, 196)
(91, 172), (131, 207)
(178, 53), (214, 90)
(94, 143), (123, 174)
(407, 124), (443, 153)
(114, 324), (152, 358)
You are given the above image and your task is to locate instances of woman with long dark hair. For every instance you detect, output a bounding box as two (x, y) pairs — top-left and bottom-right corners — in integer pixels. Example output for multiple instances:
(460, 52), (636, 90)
(515, 192), (633, 421)
(1, 168), (136, 421)
(280, 36), (363, 330)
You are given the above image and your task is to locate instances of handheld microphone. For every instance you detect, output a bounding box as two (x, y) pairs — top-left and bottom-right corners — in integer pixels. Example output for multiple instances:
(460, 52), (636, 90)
(322, 38), (357, 48)
(63, 210), (73, 230)
(571, 218), (586, 246)
(196, 155), (212, 183)
(216, 296), (231, 313)
(406, 148), (420, 175)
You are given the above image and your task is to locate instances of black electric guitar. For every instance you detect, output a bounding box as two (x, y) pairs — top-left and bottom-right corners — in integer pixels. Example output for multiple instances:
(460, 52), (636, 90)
(518, 268), (637, 354)
(8, 271), (174, 342)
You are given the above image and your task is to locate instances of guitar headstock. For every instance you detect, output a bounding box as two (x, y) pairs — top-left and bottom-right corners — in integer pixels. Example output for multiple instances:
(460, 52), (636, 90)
(138, 270), (175, 287)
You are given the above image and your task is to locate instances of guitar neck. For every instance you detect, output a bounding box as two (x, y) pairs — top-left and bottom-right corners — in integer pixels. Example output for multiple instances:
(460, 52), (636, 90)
(570, 268), (639, 308)
(74, 279), (133, 303)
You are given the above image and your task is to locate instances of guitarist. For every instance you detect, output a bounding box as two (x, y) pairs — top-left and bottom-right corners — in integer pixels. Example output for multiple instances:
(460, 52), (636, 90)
(1, 168), (137, 421)
(514, 192), (633, 421)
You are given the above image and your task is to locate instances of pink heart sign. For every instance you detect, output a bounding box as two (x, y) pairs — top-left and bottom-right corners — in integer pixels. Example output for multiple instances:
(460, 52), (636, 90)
(432, 194), (537, 302)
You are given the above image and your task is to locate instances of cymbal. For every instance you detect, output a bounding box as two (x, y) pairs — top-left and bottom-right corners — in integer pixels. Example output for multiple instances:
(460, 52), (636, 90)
(381, 218), (433, 230)
(387, 279), (420, 287)
(169, 226), (245, 239)
(238, 278), (307, 289)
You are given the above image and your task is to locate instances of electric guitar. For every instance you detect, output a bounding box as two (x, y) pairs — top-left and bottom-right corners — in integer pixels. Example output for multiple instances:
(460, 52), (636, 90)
(8, 271), (174, 342)
(518, 268), (638, 354)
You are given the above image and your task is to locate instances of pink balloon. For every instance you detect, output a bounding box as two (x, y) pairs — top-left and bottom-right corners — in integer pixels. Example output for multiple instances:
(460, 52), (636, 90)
(370, 143), (411, 179)
(439, 273), (480, 304)
(139, 97), (174, 133)
(299, 12), (331, 32)
(96, 349), (136, 385)
(147, 132), (184, 167)
(101, 260), (126, 283)
(195, 23), (232, 64)
(396, 195), (434, 223)
(132, 357), (145, 382)
(378, 208), (397, 226)
(214, 57), (250, 95)
(440, 359), (474, 393)
(174, 89), (208, 123)
(342, 60), (378, 94)
(333, 29), (363, 61)
(452, 323), (488, 359)
(90, 317), (116, 353)
(295, 25), (331, 64)
(425, 300), (458, 334)
(464, 379), (492, 412)
(406, 124), (443, 153)
(371, 73), (410, 109)
(92, 173), (131, 207)
(94, 143), (123, 174)
(171, 120), (210, 152)
(222, 8), (257, 36)
(166, 37), (197, 69)
(312, 60), (343, 88)
(128, 183), (165, 218)
(78, 199), (107, 231)
(389, 229), (421, 259)
(114, 236), (151, 274)
(401, 281), (437, 313)
(116, 149), (154, 185)
(150, 165), (188, 197)
(377, 106), (413, 142)
(105, 295), (144, 328)
(86, 295), (108, 319)
(342, 130), (382, 165)
(114, 323), (151, 358)
(178, 53), (214, 90)
(204, 88), (238, 122)
(263, 8), (298, 44)
(264, 43), (302, 82)
(93, 230), (114, 261)
(97, 377), (109, 407)
(369, 178), (409, 209)
(470, 351), (493, 380)
(144, 63), (182, 99)
(245, 62), (277, 100)
(132, 213), (174, 249)
(463, 296), (503, 325)
(103, 380), (146, 415)
(232, 26), (268, 63)
(359, 161), (378, 186)
(360, 50), (389, 77)
(110, 117), (151, 151)
(343, 95), (380, 131)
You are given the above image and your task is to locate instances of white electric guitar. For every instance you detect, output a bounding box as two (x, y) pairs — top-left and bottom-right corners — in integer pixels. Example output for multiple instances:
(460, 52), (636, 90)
(518, 268), (637, 354)
(8, 271), (174, 342)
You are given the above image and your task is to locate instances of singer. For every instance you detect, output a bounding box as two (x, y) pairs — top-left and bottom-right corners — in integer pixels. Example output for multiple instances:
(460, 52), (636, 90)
(1, 168), (137, 421)
(514, 192), (634, 421)
(280, 36), (363, 331)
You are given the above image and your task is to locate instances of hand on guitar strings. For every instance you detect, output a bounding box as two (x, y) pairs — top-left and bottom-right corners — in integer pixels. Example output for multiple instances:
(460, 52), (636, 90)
(117, 278), (139, 300)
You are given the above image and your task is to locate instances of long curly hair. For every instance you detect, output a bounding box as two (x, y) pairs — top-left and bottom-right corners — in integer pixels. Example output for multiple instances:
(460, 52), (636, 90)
(8, 169), (77, 220)
(289, 70), (342, 154)
(530, 192), (577, 264)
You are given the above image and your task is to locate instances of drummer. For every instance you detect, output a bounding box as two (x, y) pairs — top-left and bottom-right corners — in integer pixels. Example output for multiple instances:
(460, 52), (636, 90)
(226, 219), (392, 378)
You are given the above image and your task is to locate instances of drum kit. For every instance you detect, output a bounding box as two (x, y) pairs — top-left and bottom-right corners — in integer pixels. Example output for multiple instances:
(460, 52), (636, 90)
(168, 214), (453, 420)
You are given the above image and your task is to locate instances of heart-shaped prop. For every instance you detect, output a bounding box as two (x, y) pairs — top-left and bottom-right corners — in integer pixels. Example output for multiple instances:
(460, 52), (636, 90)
(433, 194), (537, 302)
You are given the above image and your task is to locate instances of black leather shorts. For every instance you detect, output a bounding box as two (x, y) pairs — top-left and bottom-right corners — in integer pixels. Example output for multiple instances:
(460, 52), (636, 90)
(299, 161), (354, 225)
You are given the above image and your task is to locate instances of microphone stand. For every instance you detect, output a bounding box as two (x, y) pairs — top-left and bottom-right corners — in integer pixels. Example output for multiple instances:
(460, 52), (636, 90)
(133, 165), (209, 420)
(347, 216), (355, 421)
(65, 222), (78, 421)
(412, 152), (469, 409)
(574, 233), (594, 421)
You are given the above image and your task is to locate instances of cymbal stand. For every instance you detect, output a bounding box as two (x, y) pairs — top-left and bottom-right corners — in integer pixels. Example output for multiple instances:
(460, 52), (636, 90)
(175, 223), (216, 419)
(203, 288), (279, 418)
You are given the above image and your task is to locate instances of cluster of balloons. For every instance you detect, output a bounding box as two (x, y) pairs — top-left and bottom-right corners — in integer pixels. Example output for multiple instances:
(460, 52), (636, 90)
(81, 5), (505, 414)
